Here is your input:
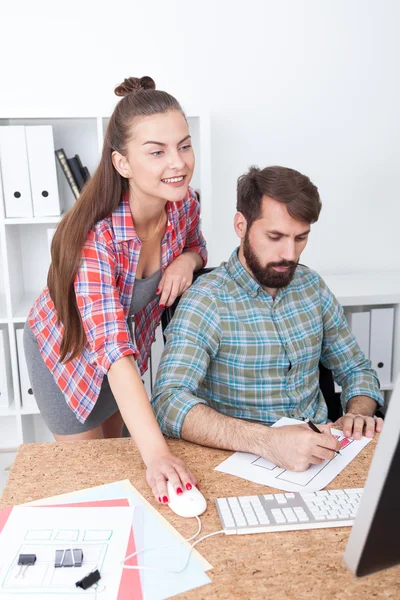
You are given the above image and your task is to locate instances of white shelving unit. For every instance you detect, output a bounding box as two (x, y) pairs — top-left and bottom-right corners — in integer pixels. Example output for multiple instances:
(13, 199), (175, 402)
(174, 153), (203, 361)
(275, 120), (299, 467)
(322, 272), (400, 407)
(0, 109), (212, 449)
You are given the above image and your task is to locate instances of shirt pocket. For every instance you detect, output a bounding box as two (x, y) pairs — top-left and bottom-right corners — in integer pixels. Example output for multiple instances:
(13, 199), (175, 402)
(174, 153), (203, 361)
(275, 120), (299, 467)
(288, 333), (322, 380)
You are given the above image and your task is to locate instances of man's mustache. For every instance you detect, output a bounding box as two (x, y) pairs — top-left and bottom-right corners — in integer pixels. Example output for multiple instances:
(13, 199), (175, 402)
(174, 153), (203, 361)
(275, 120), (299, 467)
(267, 260), (298, 269)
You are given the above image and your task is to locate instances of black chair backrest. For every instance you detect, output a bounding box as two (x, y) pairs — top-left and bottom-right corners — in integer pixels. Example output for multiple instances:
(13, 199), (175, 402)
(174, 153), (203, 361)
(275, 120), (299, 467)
(161, 268), (342, 421)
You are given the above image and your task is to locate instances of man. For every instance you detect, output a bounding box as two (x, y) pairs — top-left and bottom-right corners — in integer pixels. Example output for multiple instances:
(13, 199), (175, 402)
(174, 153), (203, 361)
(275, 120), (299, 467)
(152, 165), (383, 472)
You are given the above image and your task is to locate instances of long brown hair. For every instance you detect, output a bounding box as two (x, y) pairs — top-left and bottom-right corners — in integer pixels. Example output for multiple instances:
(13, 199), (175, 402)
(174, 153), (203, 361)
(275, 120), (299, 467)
(48, 76), (184, 362)
(237, 165), (322, 228)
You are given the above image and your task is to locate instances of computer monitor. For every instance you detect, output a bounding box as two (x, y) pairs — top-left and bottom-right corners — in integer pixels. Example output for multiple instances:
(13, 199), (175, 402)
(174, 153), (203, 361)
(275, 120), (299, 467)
(344, 375), (400, 576)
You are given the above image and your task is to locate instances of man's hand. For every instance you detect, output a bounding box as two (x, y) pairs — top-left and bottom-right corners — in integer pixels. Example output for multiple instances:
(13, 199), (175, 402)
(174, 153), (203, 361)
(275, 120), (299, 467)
(256, 424), (341, 472)
(333, 413), (383, 439)
(334, 396), (383, 439)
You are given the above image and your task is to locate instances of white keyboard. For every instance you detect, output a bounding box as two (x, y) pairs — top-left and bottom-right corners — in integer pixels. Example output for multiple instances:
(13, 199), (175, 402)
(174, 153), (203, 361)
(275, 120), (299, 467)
(215, 488), (363, 535)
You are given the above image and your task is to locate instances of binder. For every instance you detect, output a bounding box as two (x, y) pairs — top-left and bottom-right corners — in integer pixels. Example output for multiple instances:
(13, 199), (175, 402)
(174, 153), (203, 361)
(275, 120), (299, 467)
(0, 126), (33, 218)
(348, 311), (370, 359)
(55, 148), (80, 199)
(67, 156), (85, 191)
(25, 126), (62, 217)
(16, 328), (38, 412)
(369, 308), (394, 386)
(0, 329), (12, 408)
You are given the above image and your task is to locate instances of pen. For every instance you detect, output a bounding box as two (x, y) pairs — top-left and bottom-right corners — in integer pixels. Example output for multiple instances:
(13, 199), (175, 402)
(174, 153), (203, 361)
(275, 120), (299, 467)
(307, 420), (341, 455)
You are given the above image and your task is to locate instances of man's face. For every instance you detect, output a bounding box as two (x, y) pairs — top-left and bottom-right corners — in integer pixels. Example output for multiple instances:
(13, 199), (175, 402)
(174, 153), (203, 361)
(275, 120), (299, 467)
(238, 195), (311, 290)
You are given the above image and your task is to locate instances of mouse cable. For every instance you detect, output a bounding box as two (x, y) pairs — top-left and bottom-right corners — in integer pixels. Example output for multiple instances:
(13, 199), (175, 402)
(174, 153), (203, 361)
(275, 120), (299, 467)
(122, 516), (225, 574)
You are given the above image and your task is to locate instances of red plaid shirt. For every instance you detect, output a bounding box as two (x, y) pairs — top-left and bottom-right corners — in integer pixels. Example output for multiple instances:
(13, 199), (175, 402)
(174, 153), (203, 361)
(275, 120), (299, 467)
(28, 187), (207, 423)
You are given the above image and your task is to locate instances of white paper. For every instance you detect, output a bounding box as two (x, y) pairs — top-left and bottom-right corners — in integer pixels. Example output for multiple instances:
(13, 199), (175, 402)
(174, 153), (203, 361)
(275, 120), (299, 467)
(215, 417), (372, 492)
(0, 505), (134, 599)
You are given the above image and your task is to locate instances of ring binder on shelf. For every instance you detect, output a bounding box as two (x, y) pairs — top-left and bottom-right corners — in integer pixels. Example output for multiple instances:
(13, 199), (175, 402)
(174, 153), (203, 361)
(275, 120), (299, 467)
(369, 308), (394, 387)
(16, 328), (38, 412)
(0, 126), (33, 218)
(0, 329), (12, 409)
(25, 126), (62, 217)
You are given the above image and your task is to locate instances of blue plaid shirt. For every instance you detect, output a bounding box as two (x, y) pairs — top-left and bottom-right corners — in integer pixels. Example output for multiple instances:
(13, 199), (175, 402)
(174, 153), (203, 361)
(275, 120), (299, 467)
(152, 249), (383, 438)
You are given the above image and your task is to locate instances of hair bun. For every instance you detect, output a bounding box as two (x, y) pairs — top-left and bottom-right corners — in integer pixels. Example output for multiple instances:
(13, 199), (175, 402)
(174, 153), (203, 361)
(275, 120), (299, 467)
(114, 76), (156, 97)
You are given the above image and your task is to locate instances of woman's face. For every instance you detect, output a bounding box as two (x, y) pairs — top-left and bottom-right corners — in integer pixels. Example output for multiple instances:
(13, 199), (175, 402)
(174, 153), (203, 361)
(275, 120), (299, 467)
(114, 109), (195, 203)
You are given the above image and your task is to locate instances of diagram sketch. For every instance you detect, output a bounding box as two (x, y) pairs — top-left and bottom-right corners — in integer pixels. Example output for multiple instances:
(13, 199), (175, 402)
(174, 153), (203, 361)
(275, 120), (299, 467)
(251, 434), (354, 487)
(0, 505), (134, 599)
(215, 417), (371, 492)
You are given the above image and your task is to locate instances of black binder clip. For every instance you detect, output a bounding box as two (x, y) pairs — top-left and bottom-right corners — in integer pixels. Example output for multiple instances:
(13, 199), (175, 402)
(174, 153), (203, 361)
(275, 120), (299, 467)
(75, 568), (101, 590)
(17, 553), (36, 578)
(55, 548), (83, 568)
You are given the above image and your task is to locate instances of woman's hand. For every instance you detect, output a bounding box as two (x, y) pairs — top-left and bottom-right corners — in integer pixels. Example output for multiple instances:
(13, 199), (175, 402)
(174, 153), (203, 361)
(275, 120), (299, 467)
(146, 451), (198, 504)
(157, 252), (200, 308)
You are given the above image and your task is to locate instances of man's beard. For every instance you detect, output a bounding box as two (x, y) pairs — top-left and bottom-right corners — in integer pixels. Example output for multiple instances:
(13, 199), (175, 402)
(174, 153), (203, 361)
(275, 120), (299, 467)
(243, 232), (298, 289)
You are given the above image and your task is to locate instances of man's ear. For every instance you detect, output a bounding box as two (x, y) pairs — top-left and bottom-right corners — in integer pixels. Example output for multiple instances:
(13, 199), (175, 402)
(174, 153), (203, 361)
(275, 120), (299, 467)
(234, 212), (248, 240)
(112, 151), (131, 178)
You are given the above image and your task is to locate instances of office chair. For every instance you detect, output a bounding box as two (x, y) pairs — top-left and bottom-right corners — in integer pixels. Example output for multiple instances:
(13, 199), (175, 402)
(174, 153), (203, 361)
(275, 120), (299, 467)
(161, 268), (343, 422)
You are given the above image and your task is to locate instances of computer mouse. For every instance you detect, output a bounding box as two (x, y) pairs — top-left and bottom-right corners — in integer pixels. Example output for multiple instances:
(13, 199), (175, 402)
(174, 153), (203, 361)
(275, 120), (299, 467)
(166, 480), (207, 518)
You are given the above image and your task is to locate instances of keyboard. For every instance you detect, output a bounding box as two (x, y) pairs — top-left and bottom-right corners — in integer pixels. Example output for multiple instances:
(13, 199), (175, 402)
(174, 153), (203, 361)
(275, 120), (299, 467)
(215, 488), (363, 535)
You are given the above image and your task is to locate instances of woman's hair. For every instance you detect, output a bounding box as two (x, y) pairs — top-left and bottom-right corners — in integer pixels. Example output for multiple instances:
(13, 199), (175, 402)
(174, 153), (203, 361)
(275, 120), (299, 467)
(237, 165), (321, 228)
(47, 76), (185, 362)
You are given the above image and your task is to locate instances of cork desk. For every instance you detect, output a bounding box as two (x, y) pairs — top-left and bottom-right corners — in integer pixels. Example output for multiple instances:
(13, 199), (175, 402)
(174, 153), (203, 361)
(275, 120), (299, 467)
(1, 437), (399, 600)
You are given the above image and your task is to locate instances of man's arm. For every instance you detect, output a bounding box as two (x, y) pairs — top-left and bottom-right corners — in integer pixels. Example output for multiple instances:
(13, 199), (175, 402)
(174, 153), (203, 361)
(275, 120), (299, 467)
(151, 286), (221, 438)
(319, 276), (384, 437)
(181, 403), (264, 452)
(182, 404), (340, 471)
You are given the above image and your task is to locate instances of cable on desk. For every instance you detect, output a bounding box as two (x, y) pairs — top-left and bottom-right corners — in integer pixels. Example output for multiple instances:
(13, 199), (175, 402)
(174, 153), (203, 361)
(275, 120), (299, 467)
(122, 516), (225, 574)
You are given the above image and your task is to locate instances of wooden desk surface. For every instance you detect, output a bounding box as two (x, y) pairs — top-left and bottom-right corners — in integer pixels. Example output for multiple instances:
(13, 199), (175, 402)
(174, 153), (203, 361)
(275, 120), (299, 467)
(1, 437), (399, 599)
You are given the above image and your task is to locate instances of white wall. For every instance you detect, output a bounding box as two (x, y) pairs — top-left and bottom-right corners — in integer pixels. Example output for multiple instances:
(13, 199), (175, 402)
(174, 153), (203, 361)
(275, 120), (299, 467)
(1, 0), (399, 274)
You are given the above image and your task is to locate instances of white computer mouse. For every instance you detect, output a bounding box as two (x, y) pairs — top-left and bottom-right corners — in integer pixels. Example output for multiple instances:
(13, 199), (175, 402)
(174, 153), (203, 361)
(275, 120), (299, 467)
(166, 480), (207, 518)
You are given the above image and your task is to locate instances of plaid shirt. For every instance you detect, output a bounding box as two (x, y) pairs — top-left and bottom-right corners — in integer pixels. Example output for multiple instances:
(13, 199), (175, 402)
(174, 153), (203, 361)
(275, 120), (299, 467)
(152, 249), (383, 438)
(28, 187), (207, 423)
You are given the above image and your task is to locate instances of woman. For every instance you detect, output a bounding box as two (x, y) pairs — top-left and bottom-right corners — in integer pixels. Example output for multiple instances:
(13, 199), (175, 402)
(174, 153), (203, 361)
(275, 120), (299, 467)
(24, 76), (207, 504)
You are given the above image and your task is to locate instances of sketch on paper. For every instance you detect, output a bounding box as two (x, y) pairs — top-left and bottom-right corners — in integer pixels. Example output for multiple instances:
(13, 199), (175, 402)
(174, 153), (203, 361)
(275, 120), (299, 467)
(215, 417), (372, 492)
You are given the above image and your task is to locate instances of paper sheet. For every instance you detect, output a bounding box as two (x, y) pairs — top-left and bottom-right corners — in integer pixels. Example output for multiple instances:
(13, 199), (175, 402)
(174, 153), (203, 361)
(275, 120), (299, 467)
(27, 480), (212, 600)
(0, 505), (134, 600)
(215, 417), (372, 492)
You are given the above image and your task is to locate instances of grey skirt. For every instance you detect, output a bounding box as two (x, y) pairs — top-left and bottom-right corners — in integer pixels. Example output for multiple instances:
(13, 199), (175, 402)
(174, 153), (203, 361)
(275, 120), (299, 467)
(23, 321), (119, 435)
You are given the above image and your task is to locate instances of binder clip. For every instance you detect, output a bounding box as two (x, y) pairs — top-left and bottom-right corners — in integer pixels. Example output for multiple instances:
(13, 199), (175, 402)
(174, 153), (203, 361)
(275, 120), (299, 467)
(75, 568), (101, 590)
(55, 548), (83, 568)
(17, 553), (36, 578)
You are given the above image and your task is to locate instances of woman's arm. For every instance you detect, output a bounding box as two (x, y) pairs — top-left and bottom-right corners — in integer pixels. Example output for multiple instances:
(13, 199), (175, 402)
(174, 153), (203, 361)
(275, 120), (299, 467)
(108, 354), (197, 502)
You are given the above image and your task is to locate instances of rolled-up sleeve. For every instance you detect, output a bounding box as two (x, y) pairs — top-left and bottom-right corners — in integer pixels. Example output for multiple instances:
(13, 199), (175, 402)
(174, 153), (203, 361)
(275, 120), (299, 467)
(183, 189), (208, 266)
(151, 288), (220, 437)
(319, 277), (384, 409)
(74, 231), (137, 374)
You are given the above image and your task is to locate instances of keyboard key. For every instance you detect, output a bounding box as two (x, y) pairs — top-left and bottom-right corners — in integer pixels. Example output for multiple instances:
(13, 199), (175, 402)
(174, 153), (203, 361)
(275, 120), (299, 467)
(298, 514), (310, 522)
(228, 497), (241, 511)
(247, 515), (259, 525)
(283, 508), (297, 522)
(285, 493), (295, 499)
(263, 494), (274, 501)
(217, 498), (229, 510)
(258, 515), (270, 525)
(275, 494), (287, 504)
(271, 508), (286, 523)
